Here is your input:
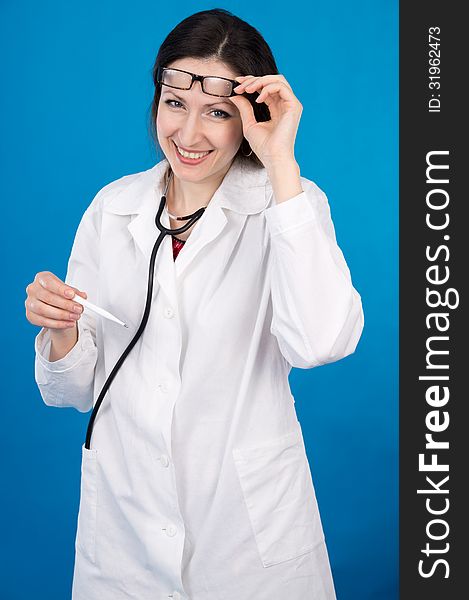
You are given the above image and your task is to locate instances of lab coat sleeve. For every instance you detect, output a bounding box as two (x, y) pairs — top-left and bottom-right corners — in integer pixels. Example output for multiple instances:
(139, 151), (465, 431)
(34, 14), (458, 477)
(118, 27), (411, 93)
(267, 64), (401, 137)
(264, 179), (364, 369)
(34, 200), (101, 413)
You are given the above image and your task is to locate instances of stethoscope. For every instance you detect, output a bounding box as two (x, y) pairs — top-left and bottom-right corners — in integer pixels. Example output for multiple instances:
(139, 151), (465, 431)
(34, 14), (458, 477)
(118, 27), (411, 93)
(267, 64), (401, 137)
(84, 168), (206, 450)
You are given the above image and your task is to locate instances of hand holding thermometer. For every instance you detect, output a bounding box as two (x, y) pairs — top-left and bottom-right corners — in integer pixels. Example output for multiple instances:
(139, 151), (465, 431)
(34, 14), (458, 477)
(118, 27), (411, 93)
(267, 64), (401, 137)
(72, 294), (128, 328)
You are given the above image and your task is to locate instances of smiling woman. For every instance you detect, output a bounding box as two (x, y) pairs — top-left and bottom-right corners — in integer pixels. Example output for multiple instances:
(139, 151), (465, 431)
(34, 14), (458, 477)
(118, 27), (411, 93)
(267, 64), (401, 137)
(28, 7), (364, 600)
(152, 46), (286, 245)
(150, 26), (274, 165)
(154, 56), (248, 222)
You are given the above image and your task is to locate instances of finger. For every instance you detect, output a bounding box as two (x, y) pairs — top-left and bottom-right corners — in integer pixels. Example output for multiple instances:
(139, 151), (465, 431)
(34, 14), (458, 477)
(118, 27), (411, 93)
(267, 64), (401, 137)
(253, 84), (302, 125)
(233, 76), (264, 93)
(254, 82), (300, 106)
(36, 272), (88, 300)
(245, 80), (291, 99)
(233, 76), (260, 92)
(35, 287), (84, 315)
(27, 297), (82, 324)
(234, 74), (292, 93)
(234, 75), (256, 83)
(277, 74), (292, 89)
(226, 95), (258, 133)
(234, 75), (287, 88)
(28, 309), (77, 330)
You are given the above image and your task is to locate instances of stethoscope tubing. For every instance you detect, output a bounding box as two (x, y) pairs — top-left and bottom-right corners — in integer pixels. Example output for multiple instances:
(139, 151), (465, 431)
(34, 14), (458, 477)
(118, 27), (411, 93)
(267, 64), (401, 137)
(84, 170), (205, 450)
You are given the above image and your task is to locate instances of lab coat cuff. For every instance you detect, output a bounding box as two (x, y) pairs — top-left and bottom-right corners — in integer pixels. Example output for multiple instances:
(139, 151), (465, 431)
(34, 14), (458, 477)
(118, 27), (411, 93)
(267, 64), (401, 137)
(264, 191), (318, 237)
(34, 320), (95, 373)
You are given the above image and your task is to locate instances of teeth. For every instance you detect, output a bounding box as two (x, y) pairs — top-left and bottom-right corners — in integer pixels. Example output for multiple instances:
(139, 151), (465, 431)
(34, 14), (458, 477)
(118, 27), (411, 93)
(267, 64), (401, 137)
(176, 145), (210, 159)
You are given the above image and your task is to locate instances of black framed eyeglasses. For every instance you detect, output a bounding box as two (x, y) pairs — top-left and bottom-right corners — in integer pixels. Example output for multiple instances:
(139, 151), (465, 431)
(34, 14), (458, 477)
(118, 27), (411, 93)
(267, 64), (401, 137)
(156, 66), (240, 98)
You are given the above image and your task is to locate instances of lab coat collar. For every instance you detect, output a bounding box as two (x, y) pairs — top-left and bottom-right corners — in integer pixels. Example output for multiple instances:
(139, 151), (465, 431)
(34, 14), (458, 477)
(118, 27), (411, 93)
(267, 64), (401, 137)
(103, 157), (271, 217)
(101, 157), (271, 288)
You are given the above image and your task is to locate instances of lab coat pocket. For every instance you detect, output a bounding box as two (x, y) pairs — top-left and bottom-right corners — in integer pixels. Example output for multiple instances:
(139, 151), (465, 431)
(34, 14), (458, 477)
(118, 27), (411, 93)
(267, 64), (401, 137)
(76, 444), (98, 564)
(232, 423), (325, 568)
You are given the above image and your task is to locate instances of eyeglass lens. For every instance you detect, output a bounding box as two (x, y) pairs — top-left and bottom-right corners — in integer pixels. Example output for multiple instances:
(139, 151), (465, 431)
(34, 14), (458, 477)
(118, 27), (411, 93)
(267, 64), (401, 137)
(160, 69), (233, 97)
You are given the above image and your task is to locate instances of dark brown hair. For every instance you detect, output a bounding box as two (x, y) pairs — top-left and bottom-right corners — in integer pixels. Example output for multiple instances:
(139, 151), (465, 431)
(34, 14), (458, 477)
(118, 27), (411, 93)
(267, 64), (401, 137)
(149, 8), (279, 185)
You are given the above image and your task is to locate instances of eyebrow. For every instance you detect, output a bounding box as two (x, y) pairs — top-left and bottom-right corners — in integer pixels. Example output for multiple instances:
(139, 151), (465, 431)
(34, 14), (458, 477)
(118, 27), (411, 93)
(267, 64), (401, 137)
(163, 91), (233, 108)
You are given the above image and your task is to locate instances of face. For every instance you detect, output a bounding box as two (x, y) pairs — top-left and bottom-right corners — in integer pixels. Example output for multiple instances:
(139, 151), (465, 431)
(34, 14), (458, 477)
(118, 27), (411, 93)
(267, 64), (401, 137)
(156, 57), (244, 184)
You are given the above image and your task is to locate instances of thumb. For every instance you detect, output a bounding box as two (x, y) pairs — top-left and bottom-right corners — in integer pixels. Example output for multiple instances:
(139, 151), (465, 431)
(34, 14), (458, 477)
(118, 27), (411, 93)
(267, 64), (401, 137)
(229, 95), (257, 136)
(74, 288), (88, 299)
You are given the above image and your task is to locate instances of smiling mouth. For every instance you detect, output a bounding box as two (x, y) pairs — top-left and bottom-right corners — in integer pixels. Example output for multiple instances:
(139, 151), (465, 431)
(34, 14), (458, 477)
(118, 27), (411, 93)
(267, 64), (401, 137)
(173, 141), (214, 159)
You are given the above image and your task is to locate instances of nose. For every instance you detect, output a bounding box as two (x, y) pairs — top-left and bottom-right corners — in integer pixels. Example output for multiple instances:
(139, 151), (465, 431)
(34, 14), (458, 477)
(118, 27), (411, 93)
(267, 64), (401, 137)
(177, 110), (207, 149)
(191, 78), (204, 94)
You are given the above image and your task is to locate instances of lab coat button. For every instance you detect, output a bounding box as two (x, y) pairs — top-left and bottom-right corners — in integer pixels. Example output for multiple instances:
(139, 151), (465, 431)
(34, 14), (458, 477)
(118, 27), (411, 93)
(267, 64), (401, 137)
(164, 307), (175, 318)
(157, 382), (169, 393)
(165, 524), (177, 537)
(171, 592), (181, 600)
(160, 454), (170, 468)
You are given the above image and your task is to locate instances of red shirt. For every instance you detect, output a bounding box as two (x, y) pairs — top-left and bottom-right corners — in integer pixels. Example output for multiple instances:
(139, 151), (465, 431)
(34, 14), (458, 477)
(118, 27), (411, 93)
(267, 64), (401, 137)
(171, 235), (186, 260)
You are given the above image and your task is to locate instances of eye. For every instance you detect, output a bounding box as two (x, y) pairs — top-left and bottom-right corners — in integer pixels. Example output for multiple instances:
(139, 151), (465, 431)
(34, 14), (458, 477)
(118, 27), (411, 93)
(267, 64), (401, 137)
(164, 99), (231, 120)
(165, 99), (183, 109)
(209, 109), (231, 120)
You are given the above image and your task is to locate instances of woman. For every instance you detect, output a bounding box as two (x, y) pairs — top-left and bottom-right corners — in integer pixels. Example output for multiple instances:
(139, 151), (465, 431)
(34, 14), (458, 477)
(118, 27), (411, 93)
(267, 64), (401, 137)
(26, 8), (364, 600)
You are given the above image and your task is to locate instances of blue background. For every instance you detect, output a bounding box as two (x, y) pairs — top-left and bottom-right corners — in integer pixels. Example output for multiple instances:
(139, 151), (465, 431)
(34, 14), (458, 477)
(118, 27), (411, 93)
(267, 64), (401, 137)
(1, 1), (398, 598)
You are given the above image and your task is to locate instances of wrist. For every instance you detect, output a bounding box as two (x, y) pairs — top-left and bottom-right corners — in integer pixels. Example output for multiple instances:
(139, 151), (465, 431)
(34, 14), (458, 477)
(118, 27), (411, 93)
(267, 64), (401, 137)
(265, 159), (302, 204)
(264, 156), (299, 174)
(49, 324), (78, 361)
(50, 323), (78, 339)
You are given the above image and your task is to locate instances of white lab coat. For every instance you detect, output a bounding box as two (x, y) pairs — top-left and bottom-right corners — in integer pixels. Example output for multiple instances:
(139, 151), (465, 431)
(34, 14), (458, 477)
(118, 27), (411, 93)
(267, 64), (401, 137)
(34, 156), (364, 600)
